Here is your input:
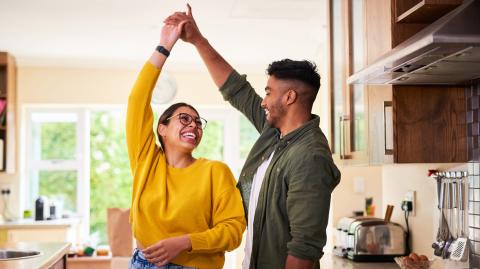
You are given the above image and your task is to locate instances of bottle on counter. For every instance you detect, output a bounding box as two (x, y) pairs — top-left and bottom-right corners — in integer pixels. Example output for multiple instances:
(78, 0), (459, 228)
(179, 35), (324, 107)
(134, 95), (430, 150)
(48, 202), (56, 220)
(35, 197), (45, 221)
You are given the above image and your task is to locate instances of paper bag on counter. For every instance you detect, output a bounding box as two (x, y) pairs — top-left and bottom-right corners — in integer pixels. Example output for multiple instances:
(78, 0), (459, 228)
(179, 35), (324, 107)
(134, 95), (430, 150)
(107, 208), (133, 257)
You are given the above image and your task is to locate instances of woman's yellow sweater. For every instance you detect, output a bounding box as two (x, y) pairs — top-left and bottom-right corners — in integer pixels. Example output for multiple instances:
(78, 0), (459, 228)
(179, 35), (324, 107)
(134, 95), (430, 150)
(126, 62), (246, 269)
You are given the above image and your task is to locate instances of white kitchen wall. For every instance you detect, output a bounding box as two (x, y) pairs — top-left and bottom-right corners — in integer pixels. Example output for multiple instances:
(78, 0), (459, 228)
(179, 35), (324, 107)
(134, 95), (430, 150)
(382, 163), (467, 256)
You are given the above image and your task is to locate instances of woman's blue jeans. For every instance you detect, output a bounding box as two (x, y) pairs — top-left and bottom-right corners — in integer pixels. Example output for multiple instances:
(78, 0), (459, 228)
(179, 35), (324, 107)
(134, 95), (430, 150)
(129, 248), (196, 269)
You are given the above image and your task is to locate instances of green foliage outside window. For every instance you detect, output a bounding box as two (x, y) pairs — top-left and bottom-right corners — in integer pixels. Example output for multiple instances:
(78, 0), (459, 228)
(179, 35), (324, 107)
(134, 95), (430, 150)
(90, 111), (132, 244)
(38, 170), (77, 212)
(240, 116), (259, 159)
(36, 122), (77, 213)
(193, 121), (223, 161)
(40, 122), (76, 160)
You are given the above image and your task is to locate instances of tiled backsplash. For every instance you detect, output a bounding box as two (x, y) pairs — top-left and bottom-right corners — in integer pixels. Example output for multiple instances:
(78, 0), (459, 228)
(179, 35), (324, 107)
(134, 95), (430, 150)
(469, 162), (480, 266)
(467, 79), (480, 268)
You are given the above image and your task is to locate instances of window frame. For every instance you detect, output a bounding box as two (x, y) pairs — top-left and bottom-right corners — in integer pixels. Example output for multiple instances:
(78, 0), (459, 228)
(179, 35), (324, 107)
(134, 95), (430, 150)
(24, 106), (90, 237)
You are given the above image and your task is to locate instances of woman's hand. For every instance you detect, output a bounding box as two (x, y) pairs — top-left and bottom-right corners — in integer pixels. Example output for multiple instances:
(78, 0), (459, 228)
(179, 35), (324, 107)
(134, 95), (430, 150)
(142, 235), (192, 267)
(149, 16), (188, 68)
(159, 17), (187, 52)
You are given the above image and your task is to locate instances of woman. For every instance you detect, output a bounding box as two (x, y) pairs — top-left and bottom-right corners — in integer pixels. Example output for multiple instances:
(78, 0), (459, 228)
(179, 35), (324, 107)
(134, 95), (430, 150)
(126, 21), (246, 269)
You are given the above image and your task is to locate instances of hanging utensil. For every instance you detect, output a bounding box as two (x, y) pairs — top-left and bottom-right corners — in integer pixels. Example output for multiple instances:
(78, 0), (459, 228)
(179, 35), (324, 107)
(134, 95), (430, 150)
(447, 174), (460, 258)
(443, 178), (455, 259)
(450, 172), (469, 261)
(433, 177), (450, 256)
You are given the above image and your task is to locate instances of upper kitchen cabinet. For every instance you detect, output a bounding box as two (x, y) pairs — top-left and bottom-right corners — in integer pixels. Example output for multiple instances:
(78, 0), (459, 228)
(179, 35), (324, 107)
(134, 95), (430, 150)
(347, 0), (473, 163)
(328, 0), (369, 165)
(395, 0), (463, 24)
(0, 52), (16, 173)
(364, 0), (395, 164)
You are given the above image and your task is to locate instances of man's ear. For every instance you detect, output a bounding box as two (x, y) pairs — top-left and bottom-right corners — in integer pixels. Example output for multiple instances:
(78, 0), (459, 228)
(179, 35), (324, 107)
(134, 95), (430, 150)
(285, 89), (297, 105)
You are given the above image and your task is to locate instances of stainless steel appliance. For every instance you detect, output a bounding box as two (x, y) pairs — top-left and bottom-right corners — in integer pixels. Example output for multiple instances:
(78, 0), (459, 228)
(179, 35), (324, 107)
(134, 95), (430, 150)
(348, 0), (480, 85)
(336, 217), (407, 262)
(334, 216), (376, 257)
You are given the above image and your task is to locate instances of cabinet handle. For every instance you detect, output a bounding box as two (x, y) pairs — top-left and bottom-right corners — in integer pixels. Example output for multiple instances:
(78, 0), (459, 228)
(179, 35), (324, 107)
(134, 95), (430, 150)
(339, 115), (352, 160)
(339, 116), (344, 159)
(383, 101), (394, 155)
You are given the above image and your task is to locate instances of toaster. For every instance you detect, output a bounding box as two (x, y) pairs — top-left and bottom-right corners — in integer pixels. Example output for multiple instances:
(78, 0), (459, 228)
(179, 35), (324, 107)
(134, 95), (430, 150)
(333, 216), (377, 258)
(346, 218), (407, 262)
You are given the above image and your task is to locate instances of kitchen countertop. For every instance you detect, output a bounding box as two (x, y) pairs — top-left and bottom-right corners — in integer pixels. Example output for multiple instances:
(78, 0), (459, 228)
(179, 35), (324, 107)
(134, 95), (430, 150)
(0, 242), (70, 269)
(0, 218), (80, 229)
(320, 254), (469, 269)
(320, 254), (398, 269)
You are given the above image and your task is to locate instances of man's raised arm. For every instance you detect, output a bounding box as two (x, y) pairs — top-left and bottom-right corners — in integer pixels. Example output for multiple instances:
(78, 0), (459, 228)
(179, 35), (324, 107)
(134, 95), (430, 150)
(165, 4), (233, 88)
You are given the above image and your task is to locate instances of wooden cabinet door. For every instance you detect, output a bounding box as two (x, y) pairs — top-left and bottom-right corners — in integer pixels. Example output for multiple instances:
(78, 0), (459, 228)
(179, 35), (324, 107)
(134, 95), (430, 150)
(364, 0), (395, 164)
(393, 86), (467, 163)
(328, 0), (368, 164)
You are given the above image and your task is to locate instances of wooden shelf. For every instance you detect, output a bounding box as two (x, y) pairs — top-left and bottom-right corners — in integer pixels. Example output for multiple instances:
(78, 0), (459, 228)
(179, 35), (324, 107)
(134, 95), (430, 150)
(0, 53), (7, 65)
(0, 52), (16, 173)
(396, 0), (462, 24)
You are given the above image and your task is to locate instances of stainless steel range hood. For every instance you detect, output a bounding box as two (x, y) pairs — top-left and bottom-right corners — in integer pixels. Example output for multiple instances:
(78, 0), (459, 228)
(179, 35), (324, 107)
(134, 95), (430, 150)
(348, 0), (480, 85)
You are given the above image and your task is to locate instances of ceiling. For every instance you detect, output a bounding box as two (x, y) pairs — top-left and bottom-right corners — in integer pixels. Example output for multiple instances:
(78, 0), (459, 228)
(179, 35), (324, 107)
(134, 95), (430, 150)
(0, 0), (327, 71)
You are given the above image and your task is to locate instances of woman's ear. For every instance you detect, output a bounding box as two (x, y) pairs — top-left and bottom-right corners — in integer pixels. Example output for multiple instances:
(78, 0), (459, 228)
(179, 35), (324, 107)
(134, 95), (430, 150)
(158, 123), (167, 137)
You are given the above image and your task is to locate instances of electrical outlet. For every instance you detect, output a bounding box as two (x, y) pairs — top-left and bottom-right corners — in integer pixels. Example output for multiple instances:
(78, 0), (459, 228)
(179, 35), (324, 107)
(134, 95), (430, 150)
(0, 184), (12, 196)
(403, 190), (416, 216)
(0, 183), (13, 221)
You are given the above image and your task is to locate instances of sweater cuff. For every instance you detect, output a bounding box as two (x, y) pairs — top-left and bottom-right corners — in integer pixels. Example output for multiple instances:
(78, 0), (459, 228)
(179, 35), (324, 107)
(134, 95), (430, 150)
(219, 70), (248, 101)
(144, 61), (161, 72)
(188, 233), (209, 252)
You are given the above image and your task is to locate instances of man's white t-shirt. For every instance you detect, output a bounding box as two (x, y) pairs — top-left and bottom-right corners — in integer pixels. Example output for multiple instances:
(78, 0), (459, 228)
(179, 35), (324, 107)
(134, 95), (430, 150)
(242, 151), (275, 269)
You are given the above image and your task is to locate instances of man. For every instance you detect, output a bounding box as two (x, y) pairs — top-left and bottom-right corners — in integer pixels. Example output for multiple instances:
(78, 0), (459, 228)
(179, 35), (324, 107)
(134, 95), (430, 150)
(166, 5), (341, 269)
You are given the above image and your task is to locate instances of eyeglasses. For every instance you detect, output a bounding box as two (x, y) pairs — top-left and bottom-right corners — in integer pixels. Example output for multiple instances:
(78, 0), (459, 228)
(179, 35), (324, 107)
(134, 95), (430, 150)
(166, 113), (208, 130)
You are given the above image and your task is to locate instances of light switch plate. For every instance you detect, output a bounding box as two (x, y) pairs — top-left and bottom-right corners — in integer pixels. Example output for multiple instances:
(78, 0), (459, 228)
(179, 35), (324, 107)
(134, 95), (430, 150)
(354, 177), (365, 193)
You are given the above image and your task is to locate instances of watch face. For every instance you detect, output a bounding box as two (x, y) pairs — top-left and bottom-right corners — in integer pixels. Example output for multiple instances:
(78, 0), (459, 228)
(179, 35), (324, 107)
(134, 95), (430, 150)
(152, 72), (177, 104)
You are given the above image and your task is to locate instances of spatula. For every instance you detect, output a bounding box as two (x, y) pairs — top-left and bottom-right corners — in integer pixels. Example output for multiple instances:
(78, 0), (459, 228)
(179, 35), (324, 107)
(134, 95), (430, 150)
(450, 173), (469, 261)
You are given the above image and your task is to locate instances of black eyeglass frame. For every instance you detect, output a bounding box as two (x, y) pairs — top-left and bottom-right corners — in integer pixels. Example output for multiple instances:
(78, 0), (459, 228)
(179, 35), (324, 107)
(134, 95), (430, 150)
(165, 112), (208, 130)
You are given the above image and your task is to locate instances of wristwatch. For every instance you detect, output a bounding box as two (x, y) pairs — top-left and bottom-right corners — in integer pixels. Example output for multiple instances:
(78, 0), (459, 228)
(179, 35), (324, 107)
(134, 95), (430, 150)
(156, 46), (170, 57)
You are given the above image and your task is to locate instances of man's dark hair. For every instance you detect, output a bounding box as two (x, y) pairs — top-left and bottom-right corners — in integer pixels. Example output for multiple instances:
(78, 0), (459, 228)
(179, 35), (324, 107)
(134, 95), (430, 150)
(266, 59), (321, 105)
(156, 102), (200, 149)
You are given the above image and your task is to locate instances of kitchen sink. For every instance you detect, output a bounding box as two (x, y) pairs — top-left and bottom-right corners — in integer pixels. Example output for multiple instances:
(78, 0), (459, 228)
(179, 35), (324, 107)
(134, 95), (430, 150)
(0, 250), (42, 260)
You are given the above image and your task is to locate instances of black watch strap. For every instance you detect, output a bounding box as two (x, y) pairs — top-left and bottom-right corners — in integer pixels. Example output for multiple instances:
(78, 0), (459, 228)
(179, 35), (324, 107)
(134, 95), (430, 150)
(156, 46), (170, 57)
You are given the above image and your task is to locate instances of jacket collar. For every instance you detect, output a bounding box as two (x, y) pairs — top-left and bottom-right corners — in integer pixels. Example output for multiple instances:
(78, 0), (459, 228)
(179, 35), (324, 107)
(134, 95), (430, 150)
(274, 114), (320, 145)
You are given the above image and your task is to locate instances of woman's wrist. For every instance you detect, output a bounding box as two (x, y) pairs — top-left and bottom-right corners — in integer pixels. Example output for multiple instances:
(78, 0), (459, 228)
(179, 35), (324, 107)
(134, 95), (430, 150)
(158, 41), (175, 53)
(181, 235), (192, 251)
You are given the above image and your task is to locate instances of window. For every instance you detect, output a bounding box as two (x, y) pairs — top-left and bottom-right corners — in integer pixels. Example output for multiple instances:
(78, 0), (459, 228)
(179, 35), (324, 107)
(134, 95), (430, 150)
(24, 105), (259, 245)
(25, 108), (90, 236)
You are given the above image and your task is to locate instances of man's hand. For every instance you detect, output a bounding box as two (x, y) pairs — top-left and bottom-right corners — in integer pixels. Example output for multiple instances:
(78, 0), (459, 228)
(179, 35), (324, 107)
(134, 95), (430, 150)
(285, 255), (315, 269)
(142, 235), (192, 267)
(164, 4), (205, 45)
